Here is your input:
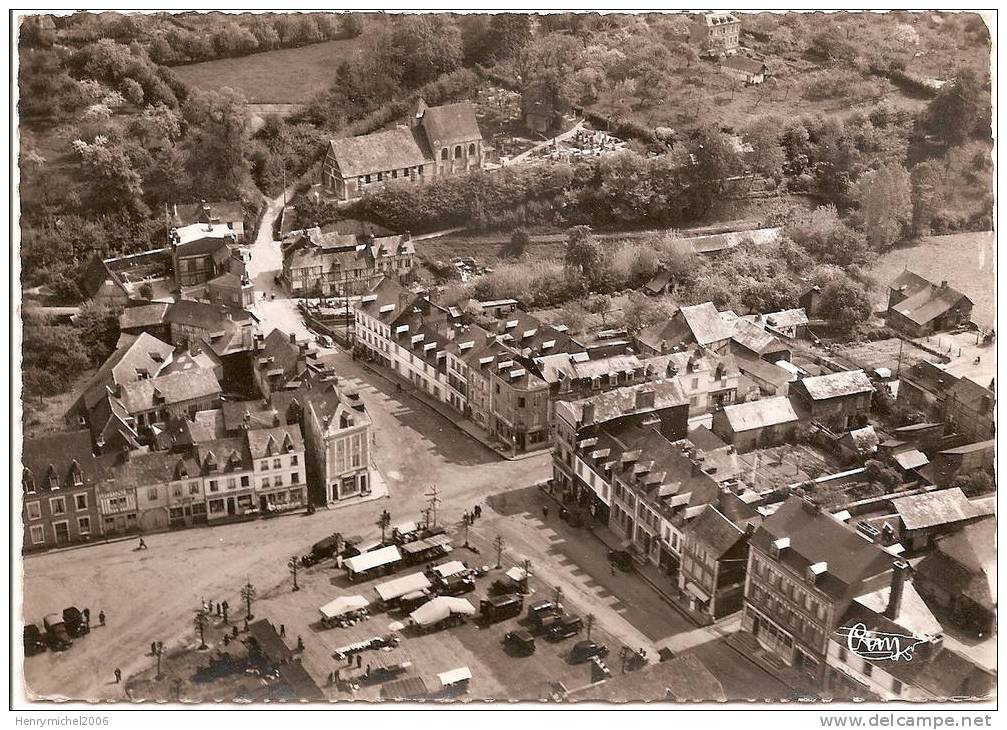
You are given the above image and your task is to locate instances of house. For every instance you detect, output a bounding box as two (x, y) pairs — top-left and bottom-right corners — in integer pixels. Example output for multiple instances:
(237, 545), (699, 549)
(164, 300), (258, 357)
(919, 439), (995, 487)
(635, 302), (734, 356)
(79, 255), (131, 307)
(943, 377), (995, 442)
(678, 505), (754, 619)
(551, 379), (690, 529)
(113, 450), (202, 533)
(171, 234), (235, 288)
(119, 303), (171, 340)
(281, 227), (415, 296)
(823, 561), (991, 700)
(159, 340), (225, 383)
(169, 200), (245, 243)
(21, 431), (105, 551)
(799, 285), (825, 320)
(690, 12), (740, 56)
(790, 370), (874, 430)
(743, 496), (898, 681)
(761, 308), (809, 340)
(642, 349), (740, 414)
(728, 316), (791, 362)
(196, 437), (257, 522)
(206, 271), (255, 309)
(885, 270), (973, 337)
(94, 472), (139, 536)
(245, 424), (308, 514)
(733, 352), (794, 396)
(119, 369), (222, 431)
(889, 487), (994, 553)
(836, 425), (880, 464)
(322, 98), (483, 202)
(914, 519), (995, 637)
(711, 396), (799, 453)
(721, 55), (768, 84)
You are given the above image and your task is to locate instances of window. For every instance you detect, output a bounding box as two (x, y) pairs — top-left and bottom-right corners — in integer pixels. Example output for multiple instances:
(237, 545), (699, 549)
(209, 499), (225, 514)
(469, 143), (476, 156)
(78, 516), (91, 534)
(454, 145), (462, 159)
(29, 525), (45, 545)
(518, 397), (526, 408)
(273, 476), (283, 487)
(291, 473), (301, 484)
(173, 485), (183, 498)
(290, 455), (298, 466)
(441, 148), (448, 161)
(147, 487), (158, 501)
(260, 461), (269, 471)
(391, 170), (397, 179)
(273, 458), (282, 469)
(50, 497), (66, 516)
(74, 493), (88, 511)
(209, 480), (219, 493)
(261, 478), (269, 489)
(189, 482), (200, 495)
(26, 501), (41, 520)
(240, 476), (250, 488)
(365, 174), (371, 184)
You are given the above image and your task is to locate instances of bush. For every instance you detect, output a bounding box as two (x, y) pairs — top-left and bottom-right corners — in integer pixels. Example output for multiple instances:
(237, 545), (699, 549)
(470, 260), (580, 309)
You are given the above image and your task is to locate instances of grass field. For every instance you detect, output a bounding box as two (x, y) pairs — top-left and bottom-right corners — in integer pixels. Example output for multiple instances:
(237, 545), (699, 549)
(868, 231), (995, 328)
(171, 38), (368, 103)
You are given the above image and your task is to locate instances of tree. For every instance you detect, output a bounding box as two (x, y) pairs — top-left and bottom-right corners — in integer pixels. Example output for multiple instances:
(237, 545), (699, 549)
(488, 14), (532, 61)
(71, 137), (148, 218)
(785, 205), (871, 269)
(564, 225), (601, 287)
(342, 13), (364, 38)
(909, 160), (947, 238)
(926, 67), (992, 146)
(820, 277), (874, 332)
(181, 88), (252, 200)
(864, 459), (902, 494)
(73, 303), (122, 367)
(387, 15), (463, 89)
(193, 611), (209, 650)
(622, 293), (675, 335)
(240, 580), (257, 620)
(503, 227), (530, 258)
(681, 126), (741, 217)
(558, 301), (588, 334)
(854, 163), (911, 251)
(585, 294), (612, 327)
(742, 116), (786, 185)
(949, 471), (995, 499)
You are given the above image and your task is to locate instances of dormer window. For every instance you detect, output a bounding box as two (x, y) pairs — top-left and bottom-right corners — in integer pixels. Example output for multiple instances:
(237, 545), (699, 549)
(47, 465), (59, 490)
(23, 469), (35, 494)
(70, 460), (83, 486)
(770, 536), (790, 560)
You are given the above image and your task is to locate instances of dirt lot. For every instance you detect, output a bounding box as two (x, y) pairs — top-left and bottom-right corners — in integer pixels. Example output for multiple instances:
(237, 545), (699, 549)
(737, 443), (840, 492)
(832, 337), (938, 375)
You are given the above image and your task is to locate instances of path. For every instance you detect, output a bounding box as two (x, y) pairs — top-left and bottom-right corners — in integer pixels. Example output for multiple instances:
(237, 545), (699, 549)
(506, 120), (586, 166)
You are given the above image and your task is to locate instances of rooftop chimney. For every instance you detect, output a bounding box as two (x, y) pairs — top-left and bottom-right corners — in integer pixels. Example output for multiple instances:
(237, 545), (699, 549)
(289, 333), (297, 344)
(940, 280), (948, 289)
(581, 402), (595, 426)
(885, 559), (910, 620)
(635, 388), (656, 411)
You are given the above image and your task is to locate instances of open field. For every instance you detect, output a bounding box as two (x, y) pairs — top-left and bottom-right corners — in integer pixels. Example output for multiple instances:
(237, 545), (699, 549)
(171, 38), (368, 103)
(867, 231), (995, 328)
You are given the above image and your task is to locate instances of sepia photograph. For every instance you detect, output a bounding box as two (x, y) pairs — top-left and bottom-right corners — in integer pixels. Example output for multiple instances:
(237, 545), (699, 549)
(10, 6), (997, 717)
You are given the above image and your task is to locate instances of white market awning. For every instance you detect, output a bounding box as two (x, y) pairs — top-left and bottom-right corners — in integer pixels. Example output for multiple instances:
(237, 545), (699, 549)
(437, 666), (472, 686)
(344, 545), (401, 575)
(433, 560), (467, 578)
(319, 594), (370, 619)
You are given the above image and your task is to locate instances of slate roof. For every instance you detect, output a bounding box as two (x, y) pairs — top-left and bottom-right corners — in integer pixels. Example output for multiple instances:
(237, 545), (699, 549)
(680, 302), (734, 346)
(165, 300), (254, 332)
(889, 271), (972, 326)
(799, 370), (874, 400)
(79, 255), (128, 299)
(916, 519), (995, 611)
(939, 439), (995, 455)
(686, 505), (746, 558)
(764, 308), (809, 329)
(721, 396), (798, 433)
(73, 332), (175, 414)
(843, 425), (879, 455)
(327, 127), (428, 178)
(174, 236), (232, 259)
(892, 448), (929, 471)
(119, 303), (170, 331)
(946, 376), (994, 412)
(750, 496), (894, 602)
(22, 430), (100, 489)
(686, 424), (728, 452)
(195, 436), (253, 475)
(891, 488), (994, 531)
(109, 449), (201, 486)
(120, 369), (222, 414)
(565, 379), (688, 425)
(731, 317), (787, 355)
(245, 424), (304, 459)
(171, 200), (244, 229)
(420, 101), (482, 147)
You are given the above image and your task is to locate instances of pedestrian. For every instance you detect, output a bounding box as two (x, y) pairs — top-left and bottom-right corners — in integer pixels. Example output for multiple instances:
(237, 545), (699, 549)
(223, 634), (230, 647)
(244, 618), (249, 632)
(280, 624), (286, 638)
(297, 635), (304, 652)
(83, 607), (90, 625)
(232, 626), (239, 638)
(151, 641), (157, 656)
(138, 537), (147, 550)
(476, 505), (482, 518)
(610, 563), (616, 577)
(542, 505), (549, 519)
(222, 600), (229, 623)
(216, 603), (221, 617)
(114, 668), (122, 684)
(99, 610), (106, 627)
(356, 654), (362, 668)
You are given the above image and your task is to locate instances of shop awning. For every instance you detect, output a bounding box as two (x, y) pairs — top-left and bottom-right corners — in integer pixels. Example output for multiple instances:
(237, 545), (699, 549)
(433, 560), (467, 578)
(409, 596), (476, 627)
(319, 594), (369, 619)
(505, 566), (529, 583)
(374, 572), (432, 603)
(684, 581), (710, 603)
(400, 533), (453, 555)
(344, 545), (401, 574)
(437, 666), (471, 687)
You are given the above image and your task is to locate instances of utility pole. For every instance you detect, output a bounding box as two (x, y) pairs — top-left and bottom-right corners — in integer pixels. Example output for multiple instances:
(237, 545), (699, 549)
(462, 512), (470, 549)
(521, 559), (533, 594)
(424, 485), (442, 529)
(193, 611), (208, 651)
(241, 578), (256, 620)
(585, 614), (595, 640)
(288, 556), (299, 592)
(553, 585), (563, 606)
(493, 535), (505, 569)
(896, 337), (905, 378)
(154, 640), (164, 679)
(378, 509), (391, 543)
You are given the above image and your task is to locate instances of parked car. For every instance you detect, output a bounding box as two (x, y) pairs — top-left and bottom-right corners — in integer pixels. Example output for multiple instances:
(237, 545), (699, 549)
(23, 624), (46, 656)
(436, 574), (475, 596)
(607, 549), (635, 572)
(480, 594), (524, 623)
(42, 614), (72, 651)
(503, 629), (536, 656)
(62, 606), (89, 637)
(570, 639), (609, 663)
(546, 614), (583, 641)
(399, 589), (432, 613)
(316, 335), (333, 348)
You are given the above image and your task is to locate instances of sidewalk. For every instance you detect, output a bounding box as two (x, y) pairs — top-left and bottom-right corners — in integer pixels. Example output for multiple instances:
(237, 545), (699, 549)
(725, 630), (821, 699)
(358, 360), (550, 462)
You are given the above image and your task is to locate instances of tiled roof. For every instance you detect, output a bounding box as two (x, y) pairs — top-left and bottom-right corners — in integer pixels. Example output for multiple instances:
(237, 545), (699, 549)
(946, 376), (994, 411)
(171, 200), (244, 229)
(763, 308), (809, 329)
(22, 430), (100, 489)
(195, 436), (253, 474)
(109, 449), (201, 486)
(799, 370), (873, 400)
(889, 271), (972, 326)
(165, 300), (254, 332)
(730, 317), (786, 355)
(566, 379), (687, 425)
(891, 488), (994, 531)
(686, 424), (728, 452)
(916, 519), (995, 610)
(892, 448), (929, 471)
(327, 127), (428, 178)
(119, 303), (170, 331)
(420, 101), (482, 147)
(74, 332), (175, 414)
(721, 396), (798, 432)
(245, 424), (304, 459)
(174, 236), (232, 259)
(120, 370), (221, 414)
